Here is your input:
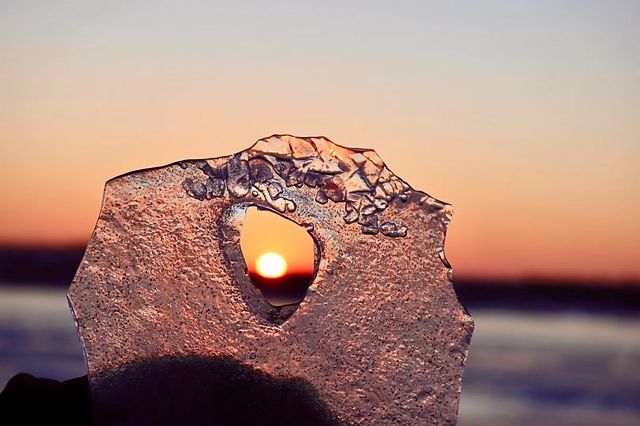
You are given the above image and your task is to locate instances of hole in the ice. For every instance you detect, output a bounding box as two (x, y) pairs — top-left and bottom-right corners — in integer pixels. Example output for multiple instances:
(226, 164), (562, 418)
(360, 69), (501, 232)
(240, 207), (317, 307)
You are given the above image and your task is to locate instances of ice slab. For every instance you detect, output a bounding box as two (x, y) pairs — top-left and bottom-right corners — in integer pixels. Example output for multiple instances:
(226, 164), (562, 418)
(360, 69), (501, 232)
(68, 135), (473, 425)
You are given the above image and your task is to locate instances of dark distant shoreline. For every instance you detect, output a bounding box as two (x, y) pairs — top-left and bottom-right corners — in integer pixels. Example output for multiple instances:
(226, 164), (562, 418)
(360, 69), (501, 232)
(454, 279), (640, 315)
(0, 246), (86, 285)
(1, 246), (638, 315)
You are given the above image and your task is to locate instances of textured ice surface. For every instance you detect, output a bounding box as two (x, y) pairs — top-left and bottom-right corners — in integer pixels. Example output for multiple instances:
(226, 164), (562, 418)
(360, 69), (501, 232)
(68, 135), (474, 425)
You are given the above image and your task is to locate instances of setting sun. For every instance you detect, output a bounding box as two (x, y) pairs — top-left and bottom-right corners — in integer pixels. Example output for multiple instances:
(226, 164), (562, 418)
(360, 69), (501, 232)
(255, 252), (288, 279)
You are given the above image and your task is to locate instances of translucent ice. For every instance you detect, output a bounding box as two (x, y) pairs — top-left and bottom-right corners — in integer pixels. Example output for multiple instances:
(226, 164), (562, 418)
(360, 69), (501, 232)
(68, 135), (473, 425)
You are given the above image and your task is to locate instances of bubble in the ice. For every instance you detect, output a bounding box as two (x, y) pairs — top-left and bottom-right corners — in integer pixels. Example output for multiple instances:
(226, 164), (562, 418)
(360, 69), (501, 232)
(267, 182), (283, 199)
(374, 198), (387, 210)
(380, 221), (408, 238)
(360, 204), (376, 216)
(358, 214), (378, 231)
(362, 226), (379, 235)
(227, 155), (250, 198)
(205, 178), (225, 198)
(343, 205), (359, 224)
(321, 176), (346, 202)
(315, 190), (329, 204)
(248, 158), (274, 184)
(182, 178), (207, 201)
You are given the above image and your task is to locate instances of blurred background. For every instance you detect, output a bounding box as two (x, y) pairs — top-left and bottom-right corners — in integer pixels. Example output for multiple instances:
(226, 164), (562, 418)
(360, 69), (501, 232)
(0, 1), (638, 424)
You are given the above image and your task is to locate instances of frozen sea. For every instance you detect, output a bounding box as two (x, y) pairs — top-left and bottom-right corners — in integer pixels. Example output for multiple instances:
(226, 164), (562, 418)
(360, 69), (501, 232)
(1, 285), (638, 425)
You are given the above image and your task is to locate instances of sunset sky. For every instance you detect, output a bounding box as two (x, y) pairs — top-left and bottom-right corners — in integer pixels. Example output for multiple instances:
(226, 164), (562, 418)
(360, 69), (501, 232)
(0, 1), (638, 280)
(241, 207), (315, 275)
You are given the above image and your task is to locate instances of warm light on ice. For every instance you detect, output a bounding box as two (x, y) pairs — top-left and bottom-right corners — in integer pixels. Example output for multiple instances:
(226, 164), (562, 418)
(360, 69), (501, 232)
(255, 252), (288, 278)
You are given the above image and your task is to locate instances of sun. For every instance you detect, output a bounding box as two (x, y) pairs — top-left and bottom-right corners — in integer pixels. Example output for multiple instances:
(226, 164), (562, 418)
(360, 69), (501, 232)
(255, 252), (288, 278)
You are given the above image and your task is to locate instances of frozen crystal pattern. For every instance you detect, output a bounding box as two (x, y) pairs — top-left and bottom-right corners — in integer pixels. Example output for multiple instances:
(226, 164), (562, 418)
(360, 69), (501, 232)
(68, 135), (474, 425)
(181, 135), (412, 237)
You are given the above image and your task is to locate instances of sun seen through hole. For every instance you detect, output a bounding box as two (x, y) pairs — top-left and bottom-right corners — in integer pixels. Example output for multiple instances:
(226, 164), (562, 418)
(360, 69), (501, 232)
(240, 207), (317, 307)
(255, 252), (287, 278)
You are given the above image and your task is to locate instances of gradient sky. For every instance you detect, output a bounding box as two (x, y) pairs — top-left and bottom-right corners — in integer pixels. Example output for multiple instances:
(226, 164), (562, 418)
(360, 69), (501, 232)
(1, 1), (638, 280)
(241, 207), (315, 275)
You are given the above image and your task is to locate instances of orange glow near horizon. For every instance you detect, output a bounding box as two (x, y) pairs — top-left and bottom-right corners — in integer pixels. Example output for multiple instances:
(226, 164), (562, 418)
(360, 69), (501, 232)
(0, 2), (638, 282)
(240, 207), (315, 277)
